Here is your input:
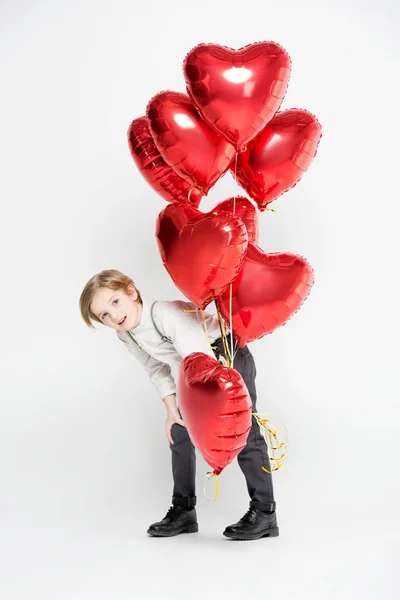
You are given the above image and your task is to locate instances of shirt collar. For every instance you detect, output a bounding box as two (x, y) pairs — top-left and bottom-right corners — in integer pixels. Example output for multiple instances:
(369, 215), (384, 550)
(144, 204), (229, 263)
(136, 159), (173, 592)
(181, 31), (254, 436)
(129, 296), (152, 332)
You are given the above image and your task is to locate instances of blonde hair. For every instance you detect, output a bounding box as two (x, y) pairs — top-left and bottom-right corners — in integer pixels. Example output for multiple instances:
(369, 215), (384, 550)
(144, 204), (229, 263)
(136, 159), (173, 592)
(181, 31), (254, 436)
(79, 269), (142, 328)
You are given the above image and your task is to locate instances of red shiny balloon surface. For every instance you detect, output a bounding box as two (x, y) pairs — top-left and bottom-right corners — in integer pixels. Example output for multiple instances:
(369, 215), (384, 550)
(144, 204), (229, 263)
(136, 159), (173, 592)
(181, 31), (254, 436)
(233, 109), (322, 209)
(216, 244), (314, 346)
(184, 42), (291, 150)
(156, 202), (248, 309)
(146, 91), (235, 195)
(179, 353), (252, 475)
(213, 196), (259, 244)
(127, 117), (202, 207)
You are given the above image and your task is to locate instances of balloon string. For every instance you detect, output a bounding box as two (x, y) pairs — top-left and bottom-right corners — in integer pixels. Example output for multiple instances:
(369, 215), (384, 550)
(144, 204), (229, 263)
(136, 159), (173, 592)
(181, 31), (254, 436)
(229, 151), (239, 364)
(252, 412), (289, 473)
(204, 471), (219, 501)
(200, 309), (213, 352)
(182, 309), (214, 356)
(215, 302), (232, 367)
(260, 206), (277, 213)
(233, 152), (238, 215)
(229, 284), (234, 364)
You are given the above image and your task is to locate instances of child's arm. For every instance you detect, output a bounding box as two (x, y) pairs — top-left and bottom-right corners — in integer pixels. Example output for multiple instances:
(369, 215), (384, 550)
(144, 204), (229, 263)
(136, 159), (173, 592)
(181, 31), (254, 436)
(117, 332), (185, 444)
(163, 393), (185, 445)
(117, 332), (177, 400)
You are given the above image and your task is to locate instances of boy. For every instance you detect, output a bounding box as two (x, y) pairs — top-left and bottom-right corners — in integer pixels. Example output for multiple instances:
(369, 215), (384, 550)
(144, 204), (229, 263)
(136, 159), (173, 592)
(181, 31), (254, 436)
(79, 269), (278, 540)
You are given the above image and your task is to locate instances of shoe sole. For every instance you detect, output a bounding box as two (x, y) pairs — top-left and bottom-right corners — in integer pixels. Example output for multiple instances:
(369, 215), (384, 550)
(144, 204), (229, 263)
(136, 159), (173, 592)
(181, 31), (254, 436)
(223, 527), (279, 540)
(147, 523), (199, 537)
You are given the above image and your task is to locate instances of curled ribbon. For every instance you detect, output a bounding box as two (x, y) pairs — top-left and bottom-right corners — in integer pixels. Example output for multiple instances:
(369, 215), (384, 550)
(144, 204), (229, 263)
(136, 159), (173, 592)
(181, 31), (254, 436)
(204, 471), (219, 502)
(260, 207), (277, 213)
(252, 412), (288, 473)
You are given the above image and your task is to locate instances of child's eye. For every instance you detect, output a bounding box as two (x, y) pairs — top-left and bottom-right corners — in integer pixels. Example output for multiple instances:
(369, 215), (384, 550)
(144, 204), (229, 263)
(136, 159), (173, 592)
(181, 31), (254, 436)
(113, 299), (119, 305)
(102, 312), (108, 320)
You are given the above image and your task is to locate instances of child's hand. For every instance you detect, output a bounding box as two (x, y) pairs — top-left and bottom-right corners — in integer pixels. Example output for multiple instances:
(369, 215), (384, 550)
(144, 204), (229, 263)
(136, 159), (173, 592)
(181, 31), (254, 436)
(166, 409), (185, 445)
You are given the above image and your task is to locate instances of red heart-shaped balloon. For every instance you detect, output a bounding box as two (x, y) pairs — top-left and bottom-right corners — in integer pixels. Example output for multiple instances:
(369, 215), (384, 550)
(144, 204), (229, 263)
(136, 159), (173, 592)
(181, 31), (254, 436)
(233, 109), (322, 209)
(184, 42), (291, 150)
(216, 244), (314, 346)
(147, 91), (235, 195)
(127, 117), (202, 207)
(213, 196), (259, 244)
(156, 202), (248, 309)
(179, 352), (252, 475)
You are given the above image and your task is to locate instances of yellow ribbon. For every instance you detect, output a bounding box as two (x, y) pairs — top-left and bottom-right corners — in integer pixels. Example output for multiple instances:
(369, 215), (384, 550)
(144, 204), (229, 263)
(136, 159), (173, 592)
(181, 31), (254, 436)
(252, 412), (288, 473)
(182, 309), (214, 356)
(227, 154), (240, 364)
(215, 302), (232, 367)
(200, 309), (213, 352)
(260, 207), (277, 213)
(204, 471), (219, 501)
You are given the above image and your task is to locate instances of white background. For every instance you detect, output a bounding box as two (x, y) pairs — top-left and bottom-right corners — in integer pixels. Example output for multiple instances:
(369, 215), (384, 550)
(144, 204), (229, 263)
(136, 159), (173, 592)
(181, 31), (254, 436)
(1, 0), (399, 598)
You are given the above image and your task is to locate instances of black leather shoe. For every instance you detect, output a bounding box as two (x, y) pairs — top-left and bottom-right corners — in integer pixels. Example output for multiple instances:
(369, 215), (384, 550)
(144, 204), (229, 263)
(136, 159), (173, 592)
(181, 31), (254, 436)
(147, 505), (198, 537)
(223, 508), (279, 540)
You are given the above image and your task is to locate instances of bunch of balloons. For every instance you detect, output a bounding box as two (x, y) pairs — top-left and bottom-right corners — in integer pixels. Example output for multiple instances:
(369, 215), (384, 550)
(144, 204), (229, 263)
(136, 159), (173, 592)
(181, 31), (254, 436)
(127, 41), (321, 480)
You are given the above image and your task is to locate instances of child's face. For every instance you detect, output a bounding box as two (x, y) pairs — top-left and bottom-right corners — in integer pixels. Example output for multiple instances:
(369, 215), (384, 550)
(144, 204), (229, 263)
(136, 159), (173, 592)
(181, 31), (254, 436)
(90, 285), (142, 331)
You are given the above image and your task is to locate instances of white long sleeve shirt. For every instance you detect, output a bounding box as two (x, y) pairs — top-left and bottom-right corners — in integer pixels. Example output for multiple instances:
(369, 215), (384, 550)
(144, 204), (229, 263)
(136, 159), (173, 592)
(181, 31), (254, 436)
(116, 298), (224, 400)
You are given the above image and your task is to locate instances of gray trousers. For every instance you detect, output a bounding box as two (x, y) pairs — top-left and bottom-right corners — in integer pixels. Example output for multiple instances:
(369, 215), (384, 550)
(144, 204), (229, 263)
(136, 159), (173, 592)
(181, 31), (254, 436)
(170, 337), (276, 512)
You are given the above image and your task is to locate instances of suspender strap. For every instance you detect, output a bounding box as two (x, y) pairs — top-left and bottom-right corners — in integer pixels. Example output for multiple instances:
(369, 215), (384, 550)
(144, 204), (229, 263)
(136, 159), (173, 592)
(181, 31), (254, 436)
(125, 301), (172, 345)
(150, 301), (172, 343)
